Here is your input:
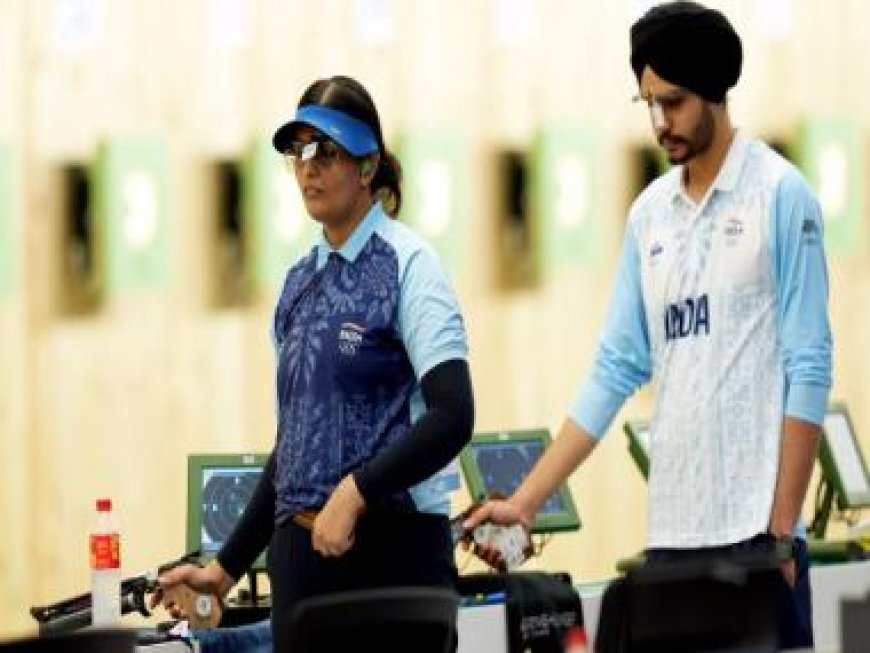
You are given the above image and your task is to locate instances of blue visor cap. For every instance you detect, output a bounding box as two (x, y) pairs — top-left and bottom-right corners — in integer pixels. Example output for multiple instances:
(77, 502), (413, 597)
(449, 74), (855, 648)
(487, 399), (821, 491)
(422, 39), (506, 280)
(272, 105), (379, 157)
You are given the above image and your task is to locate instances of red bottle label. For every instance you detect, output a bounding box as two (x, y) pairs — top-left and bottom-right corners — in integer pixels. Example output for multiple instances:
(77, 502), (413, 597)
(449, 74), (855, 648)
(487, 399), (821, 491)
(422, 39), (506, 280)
(90, 533), (120, 570)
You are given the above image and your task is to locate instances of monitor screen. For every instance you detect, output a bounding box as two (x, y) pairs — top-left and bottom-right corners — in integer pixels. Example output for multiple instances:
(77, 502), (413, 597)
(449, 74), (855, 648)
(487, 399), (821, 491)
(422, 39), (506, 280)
(187, 453), (269, 568)
(624, 420), (651, 480)
(820, 405), (870, 509)
(459, 430), (580, 533)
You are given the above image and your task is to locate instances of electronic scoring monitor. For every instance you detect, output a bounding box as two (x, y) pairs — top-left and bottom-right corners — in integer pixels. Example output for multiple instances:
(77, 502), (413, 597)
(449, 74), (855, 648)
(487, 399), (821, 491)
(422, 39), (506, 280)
(820, 404), (870, 510)
(624, 420), (651, 480)
(459, 429), (580, 534)
(187, 453), (269, 569)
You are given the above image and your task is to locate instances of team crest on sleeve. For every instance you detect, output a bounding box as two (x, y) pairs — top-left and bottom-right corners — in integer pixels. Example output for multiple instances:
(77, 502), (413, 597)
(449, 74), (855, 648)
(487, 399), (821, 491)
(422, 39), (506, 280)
(801, 218), (821, 244)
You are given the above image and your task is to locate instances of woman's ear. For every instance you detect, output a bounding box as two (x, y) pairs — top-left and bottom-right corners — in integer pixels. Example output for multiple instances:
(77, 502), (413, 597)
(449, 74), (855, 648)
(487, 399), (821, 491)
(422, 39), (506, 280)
(358, 154), (379, 184)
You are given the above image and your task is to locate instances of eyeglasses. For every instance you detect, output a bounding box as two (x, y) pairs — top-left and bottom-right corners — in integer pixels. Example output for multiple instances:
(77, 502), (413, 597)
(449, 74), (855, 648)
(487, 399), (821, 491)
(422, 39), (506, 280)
(283, 137), (344, 169)
(632, 90), (688, 112)
(631, 90), (688, 129)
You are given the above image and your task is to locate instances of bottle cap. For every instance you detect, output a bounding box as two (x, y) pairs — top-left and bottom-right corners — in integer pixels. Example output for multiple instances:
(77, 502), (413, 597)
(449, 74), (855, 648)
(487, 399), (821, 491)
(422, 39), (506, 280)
(96, 498), (112, 512)
(564, 626), (587, 647)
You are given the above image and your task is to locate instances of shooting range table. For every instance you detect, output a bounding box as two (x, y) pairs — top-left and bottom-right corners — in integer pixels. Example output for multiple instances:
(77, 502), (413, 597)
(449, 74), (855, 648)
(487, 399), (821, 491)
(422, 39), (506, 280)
(456, 560), (870, 653)
(130, 560), (870, 653)
(136, 642), (195, 653)
(810, 559), (870, 653)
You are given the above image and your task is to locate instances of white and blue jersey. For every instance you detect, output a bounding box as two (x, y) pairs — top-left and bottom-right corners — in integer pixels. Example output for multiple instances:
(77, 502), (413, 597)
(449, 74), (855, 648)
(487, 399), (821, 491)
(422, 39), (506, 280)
(272, 203), (467, 522)
(571, 133), (832, 548)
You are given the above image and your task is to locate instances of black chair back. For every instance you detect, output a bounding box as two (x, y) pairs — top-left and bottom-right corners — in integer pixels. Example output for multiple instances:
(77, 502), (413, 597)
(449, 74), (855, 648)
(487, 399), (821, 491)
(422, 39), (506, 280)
(0, 629), (136, 653)
(596, 556), (781, 652)
(286, 586), (459, 653)
(841, 591), (870, 653)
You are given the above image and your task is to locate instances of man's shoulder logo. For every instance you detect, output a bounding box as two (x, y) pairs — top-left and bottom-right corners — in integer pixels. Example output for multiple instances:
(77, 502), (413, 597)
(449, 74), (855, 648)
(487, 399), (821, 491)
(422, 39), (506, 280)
(802, 218), (821, 244)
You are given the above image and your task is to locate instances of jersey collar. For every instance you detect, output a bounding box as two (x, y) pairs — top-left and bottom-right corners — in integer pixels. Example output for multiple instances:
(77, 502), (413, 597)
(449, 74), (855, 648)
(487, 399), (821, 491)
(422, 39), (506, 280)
(669, 130), (749, 206)
(316, 202), (387, 268)
(712, 130), (749, 193)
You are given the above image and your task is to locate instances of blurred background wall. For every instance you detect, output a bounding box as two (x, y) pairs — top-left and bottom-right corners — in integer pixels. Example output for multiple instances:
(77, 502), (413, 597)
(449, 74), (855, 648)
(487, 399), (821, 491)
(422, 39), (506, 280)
(1, 0), (869, 637)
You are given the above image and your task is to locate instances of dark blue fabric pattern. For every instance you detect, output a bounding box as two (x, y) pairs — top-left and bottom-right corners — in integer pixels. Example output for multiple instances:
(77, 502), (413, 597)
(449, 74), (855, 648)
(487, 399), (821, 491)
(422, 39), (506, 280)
(272, 234), (416, 522)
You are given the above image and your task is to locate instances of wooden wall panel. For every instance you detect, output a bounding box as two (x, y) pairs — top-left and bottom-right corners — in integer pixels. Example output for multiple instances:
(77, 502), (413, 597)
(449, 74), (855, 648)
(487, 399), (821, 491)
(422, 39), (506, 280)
(2, 0), (870, 638)
(0, 0), (30, 638)
(0, 304), (29, 636)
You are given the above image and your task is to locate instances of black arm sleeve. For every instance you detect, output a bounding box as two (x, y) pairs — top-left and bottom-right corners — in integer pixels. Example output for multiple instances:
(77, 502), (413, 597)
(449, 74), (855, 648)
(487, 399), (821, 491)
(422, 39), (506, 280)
(352, 358), (474, 505)
(216, 449), (277, 581)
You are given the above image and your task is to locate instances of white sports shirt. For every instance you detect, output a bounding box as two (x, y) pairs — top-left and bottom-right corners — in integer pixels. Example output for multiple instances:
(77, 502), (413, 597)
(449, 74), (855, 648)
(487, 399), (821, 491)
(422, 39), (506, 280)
(570, 133), (832, 548)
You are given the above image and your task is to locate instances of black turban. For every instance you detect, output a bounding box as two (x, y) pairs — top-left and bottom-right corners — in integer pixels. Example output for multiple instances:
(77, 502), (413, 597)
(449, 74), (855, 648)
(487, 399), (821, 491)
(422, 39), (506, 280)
(630, 1), (742, 103)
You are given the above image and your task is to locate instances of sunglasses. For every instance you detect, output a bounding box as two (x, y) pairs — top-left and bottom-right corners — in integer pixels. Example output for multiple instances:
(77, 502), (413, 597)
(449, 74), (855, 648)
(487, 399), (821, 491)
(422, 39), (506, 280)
(283, 137), (345, 168)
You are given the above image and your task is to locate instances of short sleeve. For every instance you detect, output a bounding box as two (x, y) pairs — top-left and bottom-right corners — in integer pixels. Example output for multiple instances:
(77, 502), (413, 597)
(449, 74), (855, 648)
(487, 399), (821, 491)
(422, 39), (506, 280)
(397, 247), (468, 378)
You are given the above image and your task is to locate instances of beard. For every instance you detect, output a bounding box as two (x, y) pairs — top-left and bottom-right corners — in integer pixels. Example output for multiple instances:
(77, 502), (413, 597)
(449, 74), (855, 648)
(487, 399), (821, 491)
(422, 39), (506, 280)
(659, 104), (715, 164)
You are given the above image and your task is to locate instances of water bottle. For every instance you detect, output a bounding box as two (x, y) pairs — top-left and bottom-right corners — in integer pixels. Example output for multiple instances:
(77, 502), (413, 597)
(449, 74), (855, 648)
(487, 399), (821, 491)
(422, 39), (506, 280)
(90, 498), (121, 626)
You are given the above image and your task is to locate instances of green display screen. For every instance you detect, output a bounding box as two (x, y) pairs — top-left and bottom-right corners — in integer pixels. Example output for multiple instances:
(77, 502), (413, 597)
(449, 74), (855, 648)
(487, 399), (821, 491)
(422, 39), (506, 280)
(795, 118), (866, 255)
(531, 127), (603, 271)
(624, 420), (651, 480)
(243, 137), (319, 290)
(459, 429), (580, 534)
(399, 131), (465, 273)
(93, 138), (170, 294)
(187, 453), (270, 570)
(819, 404), (870, 510)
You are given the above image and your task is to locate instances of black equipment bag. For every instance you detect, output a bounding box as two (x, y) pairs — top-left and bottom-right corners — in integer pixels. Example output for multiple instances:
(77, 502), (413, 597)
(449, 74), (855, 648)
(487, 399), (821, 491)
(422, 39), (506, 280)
(458, 571), (583, 653)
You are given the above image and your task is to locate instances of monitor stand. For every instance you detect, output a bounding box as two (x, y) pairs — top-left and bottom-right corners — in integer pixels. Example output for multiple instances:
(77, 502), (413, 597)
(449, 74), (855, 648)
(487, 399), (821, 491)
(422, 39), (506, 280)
(221, 569), (270, 627)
